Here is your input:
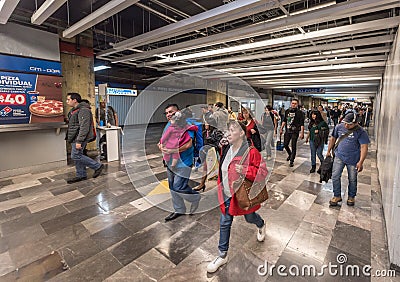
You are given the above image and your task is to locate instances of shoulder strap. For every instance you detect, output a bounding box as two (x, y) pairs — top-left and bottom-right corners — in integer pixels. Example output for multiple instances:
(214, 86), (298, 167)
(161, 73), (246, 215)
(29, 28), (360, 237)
(333, 125), (360, 151)
(238, 146), (254, 165)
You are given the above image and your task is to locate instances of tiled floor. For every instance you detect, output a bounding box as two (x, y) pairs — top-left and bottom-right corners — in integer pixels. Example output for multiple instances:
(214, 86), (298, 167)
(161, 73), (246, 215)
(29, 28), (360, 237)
(0, 124), (399, 281)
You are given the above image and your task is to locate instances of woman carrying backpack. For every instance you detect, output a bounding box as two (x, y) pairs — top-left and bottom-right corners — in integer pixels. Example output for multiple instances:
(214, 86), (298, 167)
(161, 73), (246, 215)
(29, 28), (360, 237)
(305, 110), (328, 173)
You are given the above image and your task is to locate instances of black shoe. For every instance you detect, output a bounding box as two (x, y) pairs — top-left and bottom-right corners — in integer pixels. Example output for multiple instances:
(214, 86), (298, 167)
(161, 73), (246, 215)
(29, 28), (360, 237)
(67, 177), (87, 184)
(190, 200), (200, 215)
(193, 184), (206, 192)
(310, 166), (316, 173)
(317, 167), (321, 174)
(289, 162), (294, 167)
(93, 164), (104, 178)
(165, 213), (184, 221)
(286, 156), (291, 161)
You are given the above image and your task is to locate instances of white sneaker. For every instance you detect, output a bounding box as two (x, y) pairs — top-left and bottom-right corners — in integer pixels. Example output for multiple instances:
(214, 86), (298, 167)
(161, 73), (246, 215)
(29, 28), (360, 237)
(206, 256), (228, 273)
(257, 224), (266, 242)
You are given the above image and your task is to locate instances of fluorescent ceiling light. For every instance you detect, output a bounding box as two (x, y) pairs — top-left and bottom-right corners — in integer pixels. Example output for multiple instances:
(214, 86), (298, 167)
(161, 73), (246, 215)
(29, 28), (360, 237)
(94, 65), (111, 72)
(321, 48), (351, 55)
(62, 0), (139, 38)
(31, 0), (67, 25)
(290, 1), (336, 16)
(147, 17), (399, 66)
(0, 0), (20, 24)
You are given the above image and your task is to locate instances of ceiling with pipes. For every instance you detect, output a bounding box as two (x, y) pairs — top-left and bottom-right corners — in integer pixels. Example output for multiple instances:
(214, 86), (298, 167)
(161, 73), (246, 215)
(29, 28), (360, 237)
(4, 0), (400, 100)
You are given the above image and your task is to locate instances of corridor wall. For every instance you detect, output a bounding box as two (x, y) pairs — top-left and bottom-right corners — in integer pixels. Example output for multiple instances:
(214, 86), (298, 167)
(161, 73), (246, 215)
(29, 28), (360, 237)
(375, 25), (400, 269)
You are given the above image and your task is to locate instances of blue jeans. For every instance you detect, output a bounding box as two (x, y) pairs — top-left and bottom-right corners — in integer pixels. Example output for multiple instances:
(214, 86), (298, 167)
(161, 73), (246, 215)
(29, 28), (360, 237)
(309, 140), (324, 166)
(166, 166), (200, 214)
(332, 157), (358, 198)
(218, 198), (264, 258)
(264, 130), (274, 157)
(71, 142), (102, 178)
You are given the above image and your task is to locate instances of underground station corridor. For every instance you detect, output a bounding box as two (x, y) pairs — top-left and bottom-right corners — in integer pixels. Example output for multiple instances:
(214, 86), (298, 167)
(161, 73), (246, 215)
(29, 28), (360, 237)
(0, 0), (400, 281)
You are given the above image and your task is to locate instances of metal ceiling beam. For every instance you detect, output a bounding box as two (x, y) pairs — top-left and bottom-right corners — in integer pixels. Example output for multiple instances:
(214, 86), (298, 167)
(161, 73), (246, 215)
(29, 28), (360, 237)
(0, 0), (21, 24)
(31, 0), (67, 25)
(217, 46), (391, 70)
(242, 69), (385, 80)
(157, 34), (394, 70)
(103, 0), (301, 54)
(62, 0), (140, 39)
(135, 3), (177, 23)
(107, 0), (399, 63)
(213, 55), (388, 73)
(142, 16), (400, 66)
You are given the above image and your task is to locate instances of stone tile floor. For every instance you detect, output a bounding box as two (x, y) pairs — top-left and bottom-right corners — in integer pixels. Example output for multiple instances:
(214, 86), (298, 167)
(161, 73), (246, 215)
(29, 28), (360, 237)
(0, 124), (399, 281)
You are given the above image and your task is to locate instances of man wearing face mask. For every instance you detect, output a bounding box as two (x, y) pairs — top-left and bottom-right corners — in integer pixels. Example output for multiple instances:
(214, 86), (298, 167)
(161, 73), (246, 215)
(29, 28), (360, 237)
(280, 98), (305, 167)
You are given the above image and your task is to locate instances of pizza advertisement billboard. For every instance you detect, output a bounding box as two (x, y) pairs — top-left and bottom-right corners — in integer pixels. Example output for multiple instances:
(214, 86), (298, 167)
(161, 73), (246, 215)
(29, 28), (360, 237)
(0, 71), (63, 124)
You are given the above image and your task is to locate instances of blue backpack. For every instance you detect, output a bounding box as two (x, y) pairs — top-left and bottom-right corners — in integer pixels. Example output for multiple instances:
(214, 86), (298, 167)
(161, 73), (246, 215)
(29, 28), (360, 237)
(186, 118), (203, 159)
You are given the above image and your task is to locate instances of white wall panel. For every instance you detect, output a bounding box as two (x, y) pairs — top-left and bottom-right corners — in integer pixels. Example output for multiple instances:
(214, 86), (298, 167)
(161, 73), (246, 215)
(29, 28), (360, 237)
(0, 22), (60, 61)
(375, 25), (400, 268)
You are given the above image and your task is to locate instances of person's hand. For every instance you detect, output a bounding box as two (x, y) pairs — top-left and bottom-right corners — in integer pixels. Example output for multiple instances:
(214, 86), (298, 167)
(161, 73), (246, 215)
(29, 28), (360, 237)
(250, 129), (256, 134)
(273, 132), (277, 138)
(305, 138), (309, 144)
(162, 147), (178, 155)
(300, 132), (304, 139)
(235, 164), (243, 174)
(356, 162), (363, 172)
(158, 143), (162, 151)
(326, 152), (332, 158)
(76, 143), (82, 150)
(280, 128), (283, 135)
(315, 129), (319, 133)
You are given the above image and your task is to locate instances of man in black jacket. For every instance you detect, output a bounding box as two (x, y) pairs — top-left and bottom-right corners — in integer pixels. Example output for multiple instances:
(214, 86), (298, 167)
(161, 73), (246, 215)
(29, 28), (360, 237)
(280, 98), (305, 167)
(66, 93), (104, 184)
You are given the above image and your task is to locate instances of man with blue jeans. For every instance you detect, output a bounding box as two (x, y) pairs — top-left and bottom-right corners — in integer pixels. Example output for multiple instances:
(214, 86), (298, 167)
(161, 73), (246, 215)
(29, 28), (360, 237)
(326, 112), (369, 206)
(159, 104), (201, 221)
(66, 93), (104, 183)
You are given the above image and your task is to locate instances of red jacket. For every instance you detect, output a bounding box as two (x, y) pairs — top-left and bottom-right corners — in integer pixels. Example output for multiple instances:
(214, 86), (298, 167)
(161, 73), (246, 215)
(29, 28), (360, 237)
(217, 141), (268, 216)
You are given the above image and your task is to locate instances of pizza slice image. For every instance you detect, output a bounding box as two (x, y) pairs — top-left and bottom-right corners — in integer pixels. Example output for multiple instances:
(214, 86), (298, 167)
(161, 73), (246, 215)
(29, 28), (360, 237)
(29, 100), (64, 117)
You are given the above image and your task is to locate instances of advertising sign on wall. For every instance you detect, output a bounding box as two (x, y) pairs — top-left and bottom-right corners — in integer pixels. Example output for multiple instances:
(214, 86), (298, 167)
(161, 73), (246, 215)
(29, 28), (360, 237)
(0, 71), (63, 124)
(0, 54), (62, 75)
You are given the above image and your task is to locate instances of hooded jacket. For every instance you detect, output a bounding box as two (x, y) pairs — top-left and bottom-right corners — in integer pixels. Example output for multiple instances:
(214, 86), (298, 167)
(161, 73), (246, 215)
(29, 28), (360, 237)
(66, 101), (95, 144)
(217, 140), (268, 216)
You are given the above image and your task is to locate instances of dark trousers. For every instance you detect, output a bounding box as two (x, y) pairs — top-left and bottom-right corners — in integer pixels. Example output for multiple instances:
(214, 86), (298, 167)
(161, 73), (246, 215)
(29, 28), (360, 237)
(284, 131), (299, 162)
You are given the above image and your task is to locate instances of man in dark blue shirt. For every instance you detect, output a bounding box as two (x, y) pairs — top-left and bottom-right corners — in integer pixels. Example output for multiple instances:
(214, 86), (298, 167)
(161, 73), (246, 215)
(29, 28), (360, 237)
(326, 112), (370, 206)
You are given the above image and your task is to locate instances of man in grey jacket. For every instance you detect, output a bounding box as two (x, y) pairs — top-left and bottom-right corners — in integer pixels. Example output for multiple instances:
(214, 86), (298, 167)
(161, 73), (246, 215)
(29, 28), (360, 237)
(211, 102), (229, 132)
(66, 93), (104, 184)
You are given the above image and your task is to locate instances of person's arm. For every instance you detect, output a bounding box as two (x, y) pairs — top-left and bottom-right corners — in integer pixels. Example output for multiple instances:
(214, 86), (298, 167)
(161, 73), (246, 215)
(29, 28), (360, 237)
(75, 109), (91, 148)
(305, 131), (310, 143)
(299, 111), (305, 139)
(114, 113), (119, 126)
(326, 136), (336, 157)
(356, 144), (368, 172)
(273, 116), (278, 136)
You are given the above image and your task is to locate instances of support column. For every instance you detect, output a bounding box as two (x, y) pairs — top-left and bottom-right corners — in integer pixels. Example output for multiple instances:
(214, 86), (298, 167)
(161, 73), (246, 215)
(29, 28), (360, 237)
(60, 39), (96, 150)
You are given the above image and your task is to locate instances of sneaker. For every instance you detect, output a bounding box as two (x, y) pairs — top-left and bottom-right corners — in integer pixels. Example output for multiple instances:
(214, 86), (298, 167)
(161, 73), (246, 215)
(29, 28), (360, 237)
(267, 156), (272, 161)
(257, 224), (266, 242)
(206, 256), (228, 273)
(347, 197), (355, 206)
(289, 162), (294, 167)
(329, 196), (342, 206)
(93, 164), (104, 178)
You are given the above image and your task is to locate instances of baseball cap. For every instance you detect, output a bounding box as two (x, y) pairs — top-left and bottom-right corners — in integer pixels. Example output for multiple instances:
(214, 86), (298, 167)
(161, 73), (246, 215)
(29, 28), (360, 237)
(343, 112), (356, 124)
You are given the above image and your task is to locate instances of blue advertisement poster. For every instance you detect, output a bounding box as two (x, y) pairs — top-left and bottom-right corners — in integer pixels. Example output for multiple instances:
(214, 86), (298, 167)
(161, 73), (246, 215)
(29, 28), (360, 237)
(0, 54), (62, 76)
(0, 71), (64, 124)
(0, 72), (36, 124)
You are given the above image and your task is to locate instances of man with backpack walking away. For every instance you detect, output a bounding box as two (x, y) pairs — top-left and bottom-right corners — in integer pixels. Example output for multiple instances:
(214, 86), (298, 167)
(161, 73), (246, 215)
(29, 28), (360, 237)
(326, 112), (369, 207)
(66, 93), (104, 184)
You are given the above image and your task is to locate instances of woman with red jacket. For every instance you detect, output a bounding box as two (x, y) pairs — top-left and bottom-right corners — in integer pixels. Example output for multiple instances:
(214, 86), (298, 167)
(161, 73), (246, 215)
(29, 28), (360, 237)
(242, 107), (262, 152)
(207, 120), (268, 273)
